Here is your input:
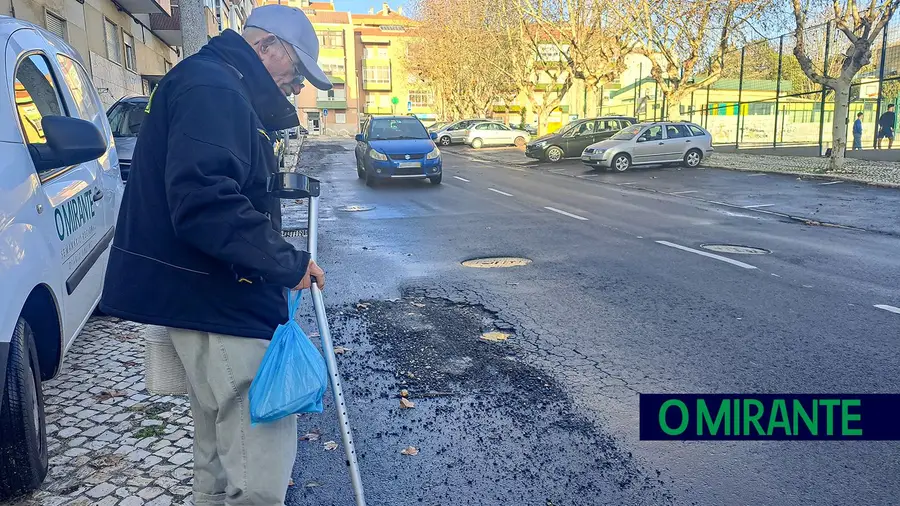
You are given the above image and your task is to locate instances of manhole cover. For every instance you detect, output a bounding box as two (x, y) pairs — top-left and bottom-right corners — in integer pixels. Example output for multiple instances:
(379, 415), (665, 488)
(461, 257), (533, 268)
(700, 244), (771, 255)
(282, 228), (308, 238)
(338, 205), (374, 212)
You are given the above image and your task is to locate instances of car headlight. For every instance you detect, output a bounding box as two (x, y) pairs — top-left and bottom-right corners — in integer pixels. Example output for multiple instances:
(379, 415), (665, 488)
(368, 149), (388, 161)
(426, 147), (441, 160)
(593, 148), (606, 156)
(533, 140), (548, 148)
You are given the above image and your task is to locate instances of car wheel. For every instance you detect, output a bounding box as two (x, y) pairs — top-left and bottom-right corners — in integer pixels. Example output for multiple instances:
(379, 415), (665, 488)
(545, 146), (564, 163)
(514, 136), (526, 147)
(0, 318), (48, 498)
(365, 167), (378, 187)
(684, 149), (703, 168)
(612, 153), (631, 172)
(471, 138), (483, 149)
(429, 173), (442, 185)
(356, 158), (365, 179)
(439, 136), (451, 146)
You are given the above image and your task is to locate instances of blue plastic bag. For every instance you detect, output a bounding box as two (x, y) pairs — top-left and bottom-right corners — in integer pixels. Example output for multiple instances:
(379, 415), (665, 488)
(249, 290), (328, 424)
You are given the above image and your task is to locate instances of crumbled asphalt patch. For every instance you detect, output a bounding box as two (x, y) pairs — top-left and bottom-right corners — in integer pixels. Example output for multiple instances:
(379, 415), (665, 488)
(300, 293), (675, 505)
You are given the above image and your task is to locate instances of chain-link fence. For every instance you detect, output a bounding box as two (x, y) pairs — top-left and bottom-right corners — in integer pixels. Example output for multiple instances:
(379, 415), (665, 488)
(598, 16), (900, 150)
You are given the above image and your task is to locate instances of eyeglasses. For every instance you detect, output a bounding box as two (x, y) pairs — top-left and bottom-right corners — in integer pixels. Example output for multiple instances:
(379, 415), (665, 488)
(277, 37), (306, 88)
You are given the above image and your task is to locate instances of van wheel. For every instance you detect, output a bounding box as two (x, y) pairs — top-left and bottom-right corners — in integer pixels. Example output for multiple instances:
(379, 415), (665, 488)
(0, 318), (48, 498)
(684, 149), (703, 168)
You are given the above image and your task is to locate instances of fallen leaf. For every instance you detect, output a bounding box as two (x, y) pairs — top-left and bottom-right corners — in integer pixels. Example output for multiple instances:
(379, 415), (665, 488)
(324, 441), (339, 451)
(401, 446), (419, 456)
(356, 302), (371, 310)
(299, 429), (322, 441)
(480, 331), (510, 342)
(288, 479), (295, 487)
(333, 346), (349, 355)
(305, 481), (321, 489)
(95, 390), (127, 402)
(400, 398), (415, 409)
(399, 389), (409, 398)
(410, 302), (426, 308)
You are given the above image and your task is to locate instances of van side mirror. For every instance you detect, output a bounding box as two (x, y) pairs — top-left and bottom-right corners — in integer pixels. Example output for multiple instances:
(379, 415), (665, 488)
(28, 116), (106, 172)
(355, 133), (365, 142)
(430, 132), (437, 140)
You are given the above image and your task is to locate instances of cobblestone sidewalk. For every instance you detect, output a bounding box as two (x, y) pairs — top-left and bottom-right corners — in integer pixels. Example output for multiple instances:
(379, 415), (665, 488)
(7, 318), (195, 506)
(708, 151), (900, 187)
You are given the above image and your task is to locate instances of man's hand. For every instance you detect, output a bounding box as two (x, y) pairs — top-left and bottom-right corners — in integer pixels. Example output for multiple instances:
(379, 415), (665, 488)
(294, 259), (325, 291)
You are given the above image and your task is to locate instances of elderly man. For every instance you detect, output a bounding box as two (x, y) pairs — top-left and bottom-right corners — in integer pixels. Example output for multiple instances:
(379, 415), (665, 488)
(101, 6), (331, 504)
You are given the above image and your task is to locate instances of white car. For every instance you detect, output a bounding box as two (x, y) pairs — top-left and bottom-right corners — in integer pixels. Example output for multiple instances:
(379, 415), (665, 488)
(464, 121), (531, 149)
(0, 16), (123, 497)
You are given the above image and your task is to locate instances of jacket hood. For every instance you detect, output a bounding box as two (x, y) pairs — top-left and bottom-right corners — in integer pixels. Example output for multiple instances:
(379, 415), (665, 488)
(201, 30), (299, 132)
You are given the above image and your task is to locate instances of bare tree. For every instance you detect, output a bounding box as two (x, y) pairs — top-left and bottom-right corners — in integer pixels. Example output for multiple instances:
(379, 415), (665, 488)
(626, 0), (771, 120)
(793, 0), (900, 170)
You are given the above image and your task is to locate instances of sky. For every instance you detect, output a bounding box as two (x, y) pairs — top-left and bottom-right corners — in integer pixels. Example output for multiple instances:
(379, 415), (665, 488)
(332, 0), (409, 14)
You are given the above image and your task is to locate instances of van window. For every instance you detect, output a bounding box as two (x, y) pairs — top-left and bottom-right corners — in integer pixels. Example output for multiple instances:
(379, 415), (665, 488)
(56, 55), (102, 122)
(14, 54), (65, 144)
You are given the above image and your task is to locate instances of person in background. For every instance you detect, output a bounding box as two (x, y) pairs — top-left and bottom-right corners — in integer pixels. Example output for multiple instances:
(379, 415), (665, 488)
(100, 5), (332, 504)
(877, 104), (895, 149)
(853, 112), (864, 150)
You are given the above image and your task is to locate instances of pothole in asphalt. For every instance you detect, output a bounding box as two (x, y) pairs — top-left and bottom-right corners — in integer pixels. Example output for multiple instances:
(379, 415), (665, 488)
(700, 244), (771, 255)
(338, 205), (375, 212)
(461, 256), (533, 268)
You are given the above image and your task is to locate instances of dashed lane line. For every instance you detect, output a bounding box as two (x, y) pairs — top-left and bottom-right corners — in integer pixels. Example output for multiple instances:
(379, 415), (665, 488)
(655, 240), (758, 270)
(453, 176), (471, 182)
(743, 203), (776, 209)
(671, 190), (698, 195)
(819, 181), (842, 185)
(544, 206), (589, 221)
(488, 188), (514, 197)
(874, 304), (900, 315)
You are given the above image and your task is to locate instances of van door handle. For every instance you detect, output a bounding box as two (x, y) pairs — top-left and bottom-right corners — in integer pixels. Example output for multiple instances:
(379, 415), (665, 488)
(686, 139), (692, 143)
(93, 188), (104, 201)
(658, 142), (665, 145)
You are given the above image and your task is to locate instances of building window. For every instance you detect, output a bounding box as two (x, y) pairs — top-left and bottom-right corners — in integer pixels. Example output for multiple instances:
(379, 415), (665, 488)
(317, 85), (346, 101)
(335, 112), (346, 124)
(363, 66), (390, 84)
(123, 32), (137, 72)
(408, 91), (433, 107)
(317, 30), (343, 48)
(104, 19), (121, 63)
(45, 11), (66, 40)
(377, 47), (389, 59)
(321, 62), (345, 76)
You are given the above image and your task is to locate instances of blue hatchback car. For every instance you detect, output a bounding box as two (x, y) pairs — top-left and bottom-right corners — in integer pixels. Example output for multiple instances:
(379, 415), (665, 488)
(354, 116), (442, 186)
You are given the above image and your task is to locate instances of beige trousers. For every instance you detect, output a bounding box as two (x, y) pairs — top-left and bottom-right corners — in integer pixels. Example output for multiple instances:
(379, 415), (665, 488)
(169, 328), (297, 506)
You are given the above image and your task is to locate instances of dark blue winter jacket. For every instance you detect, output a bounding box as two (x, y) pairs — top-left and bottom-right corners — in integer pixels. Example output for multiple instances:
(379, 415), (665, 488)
(100, 30), (309, 339)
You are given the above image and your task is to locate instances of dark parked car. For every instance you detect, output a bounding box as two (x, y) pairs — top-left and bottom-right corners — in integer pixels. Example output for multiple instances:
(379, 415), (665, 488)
(354, 116), (443, 186)
(525, 116), (638, 162)
(106, 95), (149, 181)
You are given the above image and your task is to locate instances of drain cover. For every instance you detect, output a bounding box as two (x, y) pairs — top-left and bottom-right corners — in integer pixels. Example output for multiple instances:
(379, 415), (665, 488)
(462, 257), (532, 268)
(338, 205), (374, 212)
(700, 244), (770, 255)
(282, 228), (308, 238)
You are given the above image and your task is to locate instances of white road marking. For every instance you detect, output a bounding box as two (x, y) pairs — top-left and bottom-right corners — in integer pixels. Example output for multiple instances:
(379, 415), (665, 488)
(545, 207), (589, 221)
(619, 182), (638, 185)
(655, 240), (758, 270)
(748, 173), (767, 177)
(874, 304), (900, 315)
(771, 273), (781, 277)
(474, 160), (490, 164)
(578, 174), (600, 178)
(671, 190), (697, 195)
(743, 203), (775, 209)
(819, 181), (842, 185)
(488, 188), (514, 197)
(453, 176), (470, 182)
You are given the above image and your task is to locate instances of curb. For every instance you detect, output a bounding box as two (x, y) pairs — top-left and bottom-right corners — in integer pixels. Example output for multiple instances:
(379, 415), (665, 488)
(703, 164), (900, 190)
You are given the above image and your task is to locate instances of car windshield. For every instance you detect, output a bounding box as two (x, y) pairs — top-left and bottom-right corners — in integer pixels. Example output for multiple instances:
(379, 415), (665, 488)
(369, 118), (429, 140)
(107, 100), (147, 137)
(611, 125), (643, 140)
(557, 122), (581, 136)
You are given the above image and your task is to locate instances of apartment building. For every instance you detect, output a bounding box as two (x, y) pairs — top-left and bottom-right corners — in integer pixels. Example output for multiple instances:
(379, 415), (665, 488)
(4, 0), (253, 109)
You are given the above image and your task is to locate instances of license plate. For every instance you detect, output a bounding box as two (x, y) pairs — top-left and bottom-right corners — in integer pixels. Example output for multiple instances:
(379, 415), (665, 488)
(397, 162), (421, 168)
(581, 156), (591, 161)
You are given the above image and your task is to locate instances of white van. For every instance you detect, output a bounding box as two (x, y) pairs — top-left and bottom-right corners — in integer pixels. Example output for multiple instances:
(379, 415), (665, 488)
(0, 16), (123, 497)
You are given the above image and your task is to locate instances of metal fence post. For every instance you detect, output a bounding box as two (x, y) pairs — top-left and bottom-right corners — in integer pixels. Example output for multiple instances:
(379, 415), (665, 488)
(689, 90), (695, 123)
(653, 82), (658, 121)
(705, 85), (711, 128)
(634, 63), (641, 117)
(874, 19), (890, 148)
(773, 35), (784, 148)
(818, 22), (832, 152)
(736, 47), (745, 148)
(599, 84), (605, 115)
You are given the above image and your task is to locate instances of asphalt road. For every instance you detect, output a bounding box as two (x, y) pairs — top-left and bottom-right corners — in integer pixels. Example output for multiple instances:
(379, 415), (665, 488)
(282, 140), (900, 506)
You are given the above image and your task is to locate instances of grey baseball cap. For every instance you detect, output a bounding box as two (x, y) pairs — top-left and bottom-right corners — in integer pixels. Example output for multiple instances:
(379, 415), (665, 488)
(245, 5), (332, 90)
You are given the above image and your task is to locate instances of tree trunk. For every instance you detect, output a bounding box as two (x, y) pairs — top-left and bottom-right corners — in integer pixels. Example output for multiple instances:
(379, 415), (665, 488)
(666, 92), (683, 121)
(537, 108), (553, 136)
(828, 81), (851, 172)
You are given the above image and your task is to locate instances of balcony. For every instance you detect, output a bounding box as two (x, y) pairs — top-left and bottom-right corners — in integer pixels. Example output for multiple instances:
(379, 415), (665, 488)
(316, 98), (348, 110)
(121, 0), (171, 15)
(362, 80), (391, 91)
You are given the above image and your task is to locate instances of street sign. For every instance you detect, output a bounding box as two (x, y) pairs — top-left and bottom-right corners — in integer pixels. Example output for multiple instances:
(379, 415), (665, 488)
(407, 101), (412, 112)
(322, 108), (329, 117)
